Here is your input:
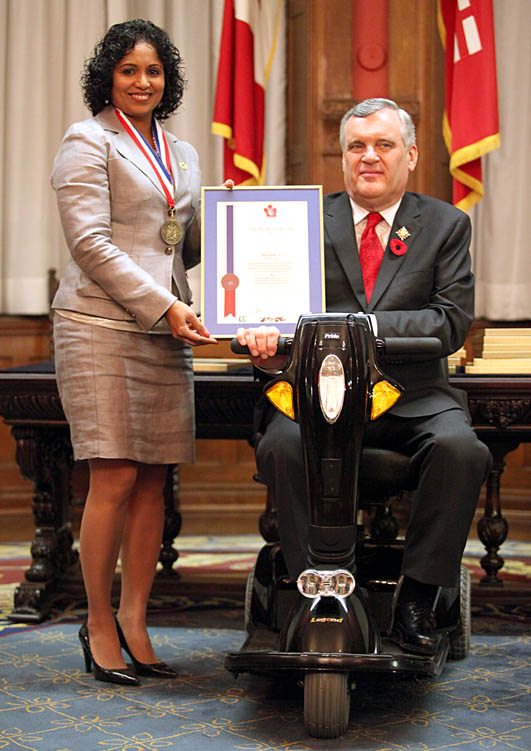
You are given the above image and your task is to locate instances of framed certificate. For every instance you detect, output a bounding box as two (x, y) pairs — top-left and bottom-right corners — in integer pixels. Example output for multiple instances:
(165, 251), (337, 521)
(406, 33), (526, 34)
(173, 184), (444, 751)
(201, 186), (325, 337)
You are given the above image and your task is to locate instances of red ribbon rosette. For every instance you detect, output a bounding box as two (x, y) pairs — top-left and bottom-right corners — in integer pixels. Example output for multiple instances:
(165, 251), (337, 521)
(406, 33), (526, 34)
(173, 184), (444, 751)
(221, 273), (239, 317)
(390, 238), (407, 256)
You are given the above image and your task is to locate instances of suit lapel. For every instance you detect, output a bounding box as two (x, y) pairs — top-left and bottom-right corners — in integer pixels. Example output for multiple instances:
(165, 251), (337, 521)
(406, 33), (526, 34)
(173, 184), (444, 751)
(166, 134), (190, 202)
(325, 192), (367, 308)
(368, 192), (421, 310)
(96, 107), (168, 200)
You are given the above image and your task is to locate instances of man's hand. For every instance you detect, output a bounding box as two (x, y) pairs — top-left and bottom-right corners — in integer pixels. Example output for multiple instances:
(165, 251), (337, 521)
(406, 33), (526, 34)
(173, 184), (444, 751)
(165, 301), (217, 346)
(236, 325), (287, 370)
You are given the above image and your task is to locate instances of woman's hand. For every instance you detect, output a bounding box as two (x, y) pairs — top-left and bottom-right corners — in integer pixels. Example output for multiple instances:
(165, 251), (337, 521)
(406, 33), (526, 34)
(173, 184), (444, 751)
(165, 301), (217, 346)
(236, 325), (287, 370)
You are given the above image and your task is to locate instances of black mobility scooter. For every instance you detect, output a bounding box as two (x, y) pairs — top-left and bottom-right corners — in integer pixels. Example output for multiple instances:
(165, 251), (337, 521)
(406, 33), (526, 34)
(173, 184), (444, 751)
(226, 313), (471, 739)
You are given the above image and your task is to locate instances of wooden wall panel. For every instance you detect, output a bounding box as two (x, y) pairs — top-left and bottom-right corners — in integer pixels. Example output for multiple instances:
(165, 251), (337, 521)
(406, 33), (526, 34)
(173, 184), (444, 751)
(0, 316), (51, 540)
(179, 439), (265, 536)
(0, 316), (51, 369)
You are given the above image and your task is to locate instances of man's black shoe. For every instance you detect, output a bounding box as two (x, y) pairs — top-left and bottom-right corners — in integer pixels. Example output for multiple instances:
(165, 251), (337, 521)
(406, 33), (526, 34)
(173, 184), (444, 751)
(390, 601), (440, 655)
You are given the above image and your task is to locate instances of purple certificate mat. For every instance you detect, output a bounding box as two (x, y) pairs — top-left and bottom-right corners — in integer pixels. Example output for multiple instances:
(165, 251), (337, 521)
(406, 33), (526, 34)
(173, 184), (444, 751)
(201, 186), (325, 337)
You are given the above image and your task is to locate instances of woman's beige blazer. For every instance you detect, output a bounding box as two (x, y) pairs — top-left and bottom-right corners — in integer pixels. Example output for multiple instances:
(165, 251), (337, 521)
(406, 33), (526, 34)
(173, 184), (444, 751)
(51, 106), (201, 332)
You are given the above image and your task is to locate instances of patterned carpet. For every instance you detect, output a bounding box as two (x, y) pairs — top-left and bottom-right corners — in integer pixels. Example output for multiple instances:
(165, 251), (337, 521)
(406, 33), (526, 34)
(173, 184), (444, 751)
(1, 627), (530, 750)
(0, 537), (530, 749)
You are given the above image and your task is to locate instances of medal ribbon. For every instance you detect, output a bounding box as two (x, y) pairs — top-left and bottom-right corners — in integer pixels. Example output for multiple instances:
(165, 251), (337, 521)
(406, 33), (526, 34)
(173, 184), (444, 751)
(220, 205), (239, 317)
(224, 205), (236, 317)
(114, 108), (175, 210)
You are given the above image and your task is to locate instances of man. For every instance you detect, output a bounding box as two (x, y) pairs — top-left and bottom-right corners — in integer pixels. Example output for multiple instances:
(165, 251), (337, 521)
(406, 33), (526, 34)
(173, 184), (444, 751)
(236, 98), (491, 656)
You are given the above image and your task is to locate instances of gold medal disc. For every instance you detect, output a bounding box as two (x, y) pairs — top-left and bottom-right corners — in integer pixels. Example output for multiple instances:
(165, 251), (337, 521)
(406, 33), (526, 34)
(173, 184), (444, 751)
(161, 218), (183, 246)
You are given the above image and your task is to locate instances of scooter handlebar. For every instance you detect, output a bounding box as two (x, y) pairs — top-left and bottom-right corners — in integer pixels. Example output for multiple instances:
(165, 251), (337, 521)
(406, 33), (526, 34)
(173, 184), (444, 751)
(230, 337), (293, 356)
(232, 335), (441, 358)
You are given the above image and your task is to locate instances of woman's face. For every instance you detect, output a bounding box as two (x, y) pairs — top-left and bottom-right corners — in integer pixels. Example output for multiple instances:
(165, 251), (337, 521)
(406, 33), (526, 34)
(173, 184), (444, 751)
(111, 41), (165, 127)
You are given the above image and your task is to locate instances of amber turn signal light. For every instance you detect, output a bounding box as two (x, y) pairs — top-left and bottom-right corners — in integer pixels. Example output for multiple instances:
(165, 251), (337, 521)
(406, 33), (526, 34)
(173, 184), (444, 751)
(370, 380), (402, 420)
(265, 381), (295, 420)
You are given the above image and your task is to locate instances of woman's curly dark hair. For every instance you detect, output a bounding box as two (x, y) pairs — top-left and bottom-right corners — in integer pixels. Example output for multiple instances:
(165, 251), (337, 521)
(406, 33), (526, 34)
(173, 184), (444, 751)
(82, 19), (186, 120)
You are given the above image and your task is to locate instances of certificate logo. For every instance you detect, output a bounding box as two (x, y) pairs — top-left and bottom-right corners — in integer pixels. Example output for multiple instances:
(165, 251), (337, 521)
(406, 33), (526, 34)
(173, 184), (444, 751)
(264, 204), (277, 218)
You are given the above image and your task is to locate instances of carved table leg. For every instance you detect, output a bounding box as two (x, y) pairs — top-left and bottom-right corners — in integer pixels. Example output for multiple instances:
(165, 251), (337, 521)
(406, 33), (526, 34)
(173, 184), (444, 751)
(9, 425), (78, 622)
(158, 464), (182, 577)
(476, 437), (519, 586)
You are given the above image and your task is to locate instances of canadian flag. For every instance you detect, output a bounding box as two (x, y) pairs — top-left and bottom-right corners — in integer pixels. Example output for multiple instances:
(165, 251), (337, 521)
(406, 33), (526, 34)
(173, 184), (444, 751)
(438, 0), (500, 211)
(212, 0), (282, 185)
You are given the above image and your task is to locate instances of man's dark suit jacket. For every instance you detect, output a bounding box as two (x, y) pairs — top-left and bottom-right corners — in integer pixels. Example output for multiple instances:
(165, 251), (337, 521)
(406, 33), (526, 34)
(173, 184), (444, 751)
(323, 190), (474, 418)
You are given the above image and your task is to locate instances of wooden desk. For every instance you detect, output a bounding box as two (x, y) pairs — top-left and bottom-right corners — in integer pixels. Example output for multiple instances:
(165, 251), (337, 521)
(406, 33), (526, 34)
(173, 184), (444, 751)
(1, 366), (530, 621)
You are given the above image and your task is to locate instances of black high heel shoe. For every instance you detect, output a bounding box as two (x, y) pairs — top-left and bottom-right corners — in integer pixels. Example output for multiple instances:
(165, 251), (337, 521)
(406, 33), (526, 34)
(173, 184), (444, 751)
(78, 623), (139, 685)
(115, 616), (178, 678)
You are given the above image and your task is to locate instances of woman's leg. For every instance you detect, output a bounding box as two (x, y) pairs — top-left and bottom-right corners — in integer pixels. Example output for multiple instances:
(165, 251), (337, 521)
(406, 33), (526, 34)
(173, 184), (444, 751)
(117, 463), (168, 663)
(81, 458), (139, 669)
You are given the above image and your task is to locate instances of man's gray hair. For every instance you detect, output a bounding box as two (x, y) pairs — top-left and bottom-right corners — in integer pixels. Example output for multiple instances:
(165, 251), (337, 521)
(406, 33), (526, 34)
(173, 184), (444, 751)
(339, 98), (416, 151)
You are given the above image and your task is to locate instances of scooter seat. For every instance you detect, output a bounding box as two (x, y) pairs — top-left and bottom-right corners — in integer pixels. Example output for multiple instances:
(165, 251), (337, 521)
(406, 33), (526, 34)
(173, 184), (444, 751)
(359, 447), (416, 501)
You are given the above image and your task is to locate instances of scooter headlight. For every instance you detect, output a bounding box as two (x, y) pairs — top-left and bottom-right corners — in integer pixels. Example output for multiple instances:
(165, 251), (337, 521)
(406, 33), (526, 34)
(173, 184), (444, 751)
(297, 569), (356, 599)
(265, 380), (295, 420)
(318, 354), (345, 424)
(370, 380), (402, 420)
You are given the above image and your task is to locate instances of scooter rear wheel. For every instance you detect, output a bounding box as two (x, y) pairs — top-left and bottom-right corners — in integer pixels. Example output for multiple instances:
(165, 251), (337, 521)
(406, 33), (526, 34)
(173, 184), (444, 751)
(448, 564), (471, 660)
(244, 566), (255, 633)
(304, 671), (350, 738)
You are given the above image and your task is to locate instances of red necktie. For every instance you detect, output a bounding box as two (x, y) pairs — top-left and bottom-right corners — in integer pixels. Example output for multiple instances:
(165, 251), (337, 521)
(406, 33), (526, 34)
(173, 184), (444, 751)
(359, 212), (384, 302)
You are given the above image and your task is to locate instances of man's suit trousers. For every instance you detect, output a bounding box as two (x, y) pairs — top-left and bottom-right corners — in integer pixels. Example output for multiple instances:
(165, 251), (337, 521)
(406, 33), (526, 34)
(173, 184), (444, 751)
(256, 407), (492, 587)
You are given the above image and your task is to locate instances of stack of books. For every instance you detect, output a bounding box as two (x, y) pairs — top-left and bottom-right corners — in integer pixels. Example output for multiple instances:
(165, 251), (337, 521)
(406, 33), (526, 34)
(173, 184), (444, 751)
(448, 347), (467, 374)
(464, 328), (531, 374)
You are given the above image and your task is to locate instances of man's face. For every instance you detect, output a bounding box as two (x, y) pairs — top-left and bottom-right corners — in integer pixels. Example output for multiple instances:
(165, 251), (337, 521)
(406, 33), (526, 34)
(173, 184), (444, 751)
(341, 108), (418, 211)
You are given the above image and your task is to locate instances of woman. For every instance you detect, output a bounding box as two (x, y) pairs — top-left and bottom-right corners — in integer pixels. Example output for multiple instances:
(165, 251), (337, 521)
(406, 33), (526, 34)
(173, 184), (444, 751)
(51, 19), (216, 685)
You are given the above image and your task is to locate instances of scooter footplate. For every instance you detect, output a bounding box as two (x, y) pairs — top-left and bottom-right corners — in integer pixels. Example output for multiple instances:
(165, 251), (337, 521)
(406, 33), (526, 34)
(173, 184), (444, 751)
(225, 631), (448, 678)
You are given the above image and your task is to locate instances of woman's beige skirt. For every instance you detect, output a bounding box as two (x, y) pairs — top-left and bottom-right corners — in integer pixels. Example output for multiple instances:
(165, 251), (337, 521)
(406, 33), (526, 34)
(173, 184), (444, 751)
(53, 314), (195, 464)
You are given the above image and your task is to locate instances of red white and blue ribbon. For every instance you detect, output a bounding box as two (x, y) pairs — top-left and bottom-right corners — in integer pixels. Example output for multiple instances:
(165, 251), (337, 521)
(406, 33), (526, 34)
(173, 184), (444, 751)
(114, 108), (175, 210)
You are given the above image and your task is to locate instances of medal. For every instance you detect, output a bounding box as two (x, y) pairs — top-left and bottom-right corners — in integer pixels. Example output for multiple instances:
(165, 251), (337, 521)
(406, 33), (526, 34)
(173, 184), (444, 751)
(161, 215), (183, 245)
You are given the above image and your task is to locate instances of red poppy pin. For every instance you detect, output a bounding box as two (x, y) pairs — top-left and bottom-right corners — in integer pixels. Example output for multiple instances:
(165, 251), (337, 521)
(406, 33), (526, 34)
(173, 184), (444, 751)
(390, 238), (407, 255)
(390, 226), (410, 255)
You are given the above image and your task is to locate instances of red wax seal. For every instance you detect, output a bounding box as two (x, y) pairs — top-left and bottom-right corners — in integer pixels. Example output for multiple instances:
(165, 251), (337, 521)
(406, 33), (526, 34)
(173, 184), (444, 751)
(221, 273), (240, 291)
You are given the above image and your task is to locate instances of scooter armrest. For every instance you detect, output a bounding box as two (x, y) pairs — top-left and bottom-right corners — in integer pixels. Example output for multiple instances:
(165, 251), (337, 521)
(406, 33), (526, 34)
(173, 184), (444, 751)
(377, 337), (442, 358)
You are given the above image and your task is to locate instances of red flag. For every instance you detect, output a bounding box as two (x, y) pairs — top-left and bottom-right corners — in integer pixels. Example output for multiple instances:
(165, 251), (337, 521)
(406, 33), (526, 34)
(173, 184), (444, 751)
(212, 0), (281, 185)
(438, 0), (500, 211)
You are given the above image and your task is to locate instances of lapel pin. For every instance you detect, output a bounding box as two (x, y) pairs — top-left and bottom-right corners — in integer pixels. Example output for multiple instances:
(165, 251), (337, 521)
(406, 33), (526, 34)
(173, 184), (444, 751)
(396, 226), (410, 241)
(179, 161), (188, 171)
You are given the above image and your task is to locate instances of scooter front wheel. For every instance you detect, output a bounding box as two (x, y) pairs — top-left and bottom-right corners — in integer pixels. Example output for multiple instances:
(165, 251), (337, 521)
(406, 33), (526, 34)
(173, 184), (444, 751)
(304, 671), (350, 738)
